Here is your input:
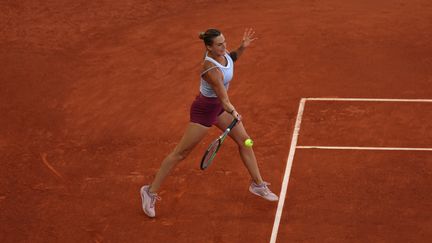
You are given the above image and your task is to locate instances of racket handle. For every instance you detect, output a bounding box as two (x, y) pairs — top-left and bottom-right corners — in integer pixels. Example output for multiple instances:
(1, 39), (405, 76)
(227, 118), (238, 130)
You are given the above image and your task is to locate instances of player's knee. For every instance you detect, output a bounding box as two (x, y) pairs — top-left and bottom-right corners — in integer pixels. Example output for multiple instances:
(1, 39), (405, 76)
(172, 149), (190, 161)
(235, 134), (250, 147)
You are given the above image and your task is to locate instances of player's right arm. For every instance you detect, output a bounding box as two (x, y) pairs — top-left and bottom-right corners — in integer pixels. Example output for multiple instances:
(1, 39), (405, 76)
(202, 62), (240, 119)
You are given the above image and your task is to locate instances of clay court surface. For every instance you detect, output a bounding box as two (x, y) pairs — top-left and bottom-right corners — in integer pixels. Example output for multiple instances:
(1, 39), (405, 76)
(1, 0), (431, 242)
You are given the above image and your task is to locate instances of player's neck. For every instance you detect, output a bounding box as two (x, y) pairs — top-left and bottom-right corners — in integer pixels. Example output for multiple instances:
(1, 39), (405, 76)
(207, 52), (224, 61)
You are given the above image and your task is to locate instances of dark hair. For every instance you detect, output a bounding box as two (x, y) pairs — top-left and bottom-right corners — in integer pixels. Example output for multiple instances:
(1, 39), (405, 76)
(199, 29), (221, 46)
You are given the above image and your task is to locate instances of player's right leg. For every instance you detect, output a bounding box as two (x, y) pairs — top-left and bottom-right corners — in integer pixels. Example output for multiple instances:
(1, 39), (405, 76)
(141, 122), (209, 217)
(149, 122), (209, 192)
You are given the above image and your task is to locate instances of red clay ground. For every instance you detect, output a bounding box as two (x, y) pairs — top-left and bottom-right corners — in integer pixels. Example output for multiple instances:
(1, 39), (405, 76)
(300, 101), (432, 148)
(1, 0), (431, 242)
(279, 101), (432, 242)
(282, 149), (432, 242)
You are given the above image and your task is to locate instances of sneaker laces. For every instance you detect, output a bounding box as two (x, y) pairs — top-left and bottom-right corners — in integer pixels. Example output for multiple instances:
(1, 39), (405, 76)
(147, 191), (161, 208)
(254, 181), (272, 195)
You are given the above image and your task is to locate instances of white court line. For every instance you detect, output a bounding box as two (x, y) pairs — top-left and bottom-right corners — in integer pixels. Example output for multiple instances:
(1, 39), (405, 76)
(305, 97), (432, 102)
(270, 98), (306, 243)
(297, 146), (432, 151)
(270, 97), (432, 242)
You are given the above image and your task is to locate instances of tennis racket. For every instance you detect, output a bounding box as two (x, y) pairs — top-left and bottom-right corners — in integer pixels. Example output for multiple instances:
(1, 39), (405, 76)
(200, 118), (239, 170)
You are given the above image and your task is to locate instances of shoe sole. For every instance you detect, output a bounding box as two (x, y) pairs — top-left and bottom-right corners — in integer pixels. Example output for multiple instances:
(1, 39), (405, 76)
(140, 186), (155, 218)
(249, 186), (279, 202)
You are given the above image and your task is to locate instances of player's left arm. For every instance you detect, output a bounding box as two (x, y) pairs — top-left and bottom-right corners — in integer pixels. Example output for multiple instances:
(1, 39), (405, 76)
(229, 28), (257, 62)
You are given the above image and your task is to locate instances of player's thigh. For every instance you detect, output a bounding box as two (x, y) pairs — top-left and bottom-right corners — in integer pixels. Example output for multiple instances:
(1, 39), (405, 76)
(215, 112), (249, 145)
(173, 122), (210, 156)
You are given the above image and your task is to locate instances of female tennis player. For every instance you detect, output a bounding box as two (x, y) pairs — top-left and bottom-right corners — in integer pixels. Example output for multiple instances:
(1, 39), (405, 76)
(140, 28), (278, 218)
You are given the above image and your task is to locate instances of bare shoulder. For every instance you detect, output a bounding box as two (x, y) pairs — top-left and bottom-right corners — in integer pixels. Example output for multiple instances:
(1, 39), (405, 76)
(201, 60), (222, 83)
(201, 59), (216, 73)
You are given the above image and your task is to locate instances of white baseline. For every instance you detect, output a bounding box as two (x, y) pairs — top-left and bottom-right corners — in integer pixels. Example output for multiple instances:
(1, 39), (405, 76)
(305, 97), (432, 102)
(297, 146), (432, 151)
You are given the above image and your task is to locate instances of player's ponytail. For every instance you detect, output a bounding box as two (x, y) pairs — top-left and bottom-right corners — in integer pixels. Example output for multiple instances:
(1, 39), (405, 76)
(199, 29), (221, 61)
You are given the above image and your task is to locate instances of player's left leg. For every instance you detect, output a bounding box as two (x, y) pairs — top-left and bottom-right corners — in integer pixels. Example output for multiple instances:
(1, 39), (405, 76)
(215, 111), (263, 183)
(215, 112), (278, 201)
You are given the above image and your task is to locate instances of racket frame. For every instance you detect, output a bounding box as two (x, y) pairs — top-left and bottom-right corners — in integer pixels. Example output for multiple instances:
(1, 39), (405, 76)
(200, 118), (238, 170)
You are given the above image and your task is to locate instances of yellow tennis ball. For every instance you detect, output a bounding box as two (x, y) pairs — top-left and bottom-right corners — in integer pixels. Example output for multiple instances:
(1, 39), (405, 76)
(244, 138), (254, 147)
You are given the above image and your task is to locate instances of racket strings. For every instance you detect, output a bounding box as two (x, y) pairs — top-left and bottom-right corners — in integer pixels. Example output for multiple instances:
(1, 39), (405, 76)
(202, 141), (220, 168)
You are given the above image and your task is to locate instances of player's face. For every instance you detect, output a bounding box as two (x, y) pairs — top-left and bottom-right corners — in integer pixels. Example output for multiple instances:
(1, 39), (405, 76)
(209, 34), (226, 56)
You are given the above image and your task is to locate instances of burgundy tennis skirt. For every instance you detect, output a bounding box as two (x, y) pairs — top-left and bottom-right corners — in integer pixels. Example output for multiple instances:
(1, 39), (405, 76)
(190, 93), (225, 127)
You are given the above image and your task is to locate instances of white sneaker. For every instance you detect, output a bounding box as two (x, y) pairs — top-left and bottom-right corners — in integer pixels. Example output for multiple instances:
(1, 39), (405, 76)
(140, 185), (161, 218)
(249, 182), (279, 201)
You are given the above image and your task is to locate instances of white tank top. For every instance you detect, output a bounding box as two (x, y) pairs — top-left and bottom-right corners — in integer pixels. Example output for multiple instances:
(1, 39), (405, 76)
(199, 52), (234, 98)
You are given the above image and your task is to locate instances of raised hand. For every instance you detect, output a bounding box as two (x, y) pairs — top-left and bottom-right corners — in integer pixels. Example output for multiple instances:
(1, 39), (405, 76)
(241, 28), (258, 48)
